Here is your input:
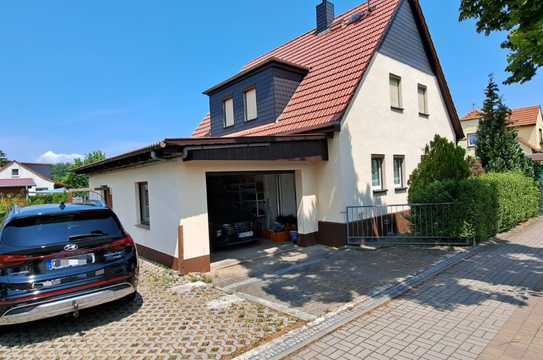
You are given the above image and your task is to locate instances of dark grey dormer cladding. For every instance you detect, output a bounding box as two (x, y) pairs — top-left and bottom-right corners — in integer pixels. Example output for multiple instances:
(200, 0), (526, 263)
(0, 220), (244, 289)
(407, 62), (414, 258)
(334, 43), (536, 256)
(205, 60), (307, 137)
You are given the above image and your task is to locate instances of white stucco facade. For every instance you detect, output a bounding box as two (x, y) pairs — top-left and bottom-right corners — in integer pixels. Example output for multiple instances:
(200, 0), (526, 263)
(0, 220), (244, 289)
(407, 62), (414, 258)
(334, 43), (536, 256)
(89, 160), (320, 262)
(0, 162), (55, 193)
(316, 52), (456, 223)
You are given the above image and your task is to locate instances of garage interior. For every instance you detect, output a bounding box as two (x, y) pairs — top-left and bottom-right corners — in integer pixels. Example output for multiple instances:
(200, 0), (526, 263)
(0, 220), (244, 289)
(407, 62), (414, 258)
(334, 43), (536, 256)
(206, 171), (298, 265)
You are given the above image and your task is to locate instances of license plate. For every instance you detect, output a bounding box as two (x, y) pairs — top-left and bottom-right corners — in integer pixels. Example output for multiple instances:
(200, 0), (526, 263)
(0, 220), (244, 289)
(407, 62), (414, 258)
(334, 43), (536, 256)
(48, 254), (95, 270)
(238, 231), (254, 239)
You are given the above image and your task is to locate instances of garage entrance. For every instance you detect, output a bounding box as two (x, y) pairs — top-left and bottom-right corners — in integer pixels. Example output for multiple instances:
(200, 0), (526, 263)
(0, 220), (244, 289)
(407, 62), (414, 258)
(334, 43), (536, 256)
(206, 171), (298, 265)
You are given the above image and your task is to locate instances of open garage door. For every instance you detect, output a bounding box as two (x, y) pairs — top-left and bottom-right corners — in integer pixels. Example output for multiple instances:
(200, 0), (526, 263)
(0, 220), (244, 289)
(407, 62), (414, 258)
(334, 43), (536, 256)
(206, 171), (298, 263)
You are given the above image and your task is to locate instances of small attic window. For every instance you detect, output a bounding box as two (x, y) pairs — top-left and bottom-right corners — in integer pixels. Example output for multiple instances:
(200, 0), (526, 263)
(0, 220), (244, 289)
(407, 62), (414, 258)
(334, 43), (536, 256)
(11, 168), (19, 177)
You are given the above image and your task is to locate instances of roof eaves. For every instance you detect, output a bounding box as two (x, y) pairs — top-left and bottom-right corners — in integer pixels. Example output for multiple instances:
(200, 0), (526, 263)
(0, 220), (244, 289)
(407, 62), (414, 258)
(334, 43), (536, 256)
(203, 57), (310, 96)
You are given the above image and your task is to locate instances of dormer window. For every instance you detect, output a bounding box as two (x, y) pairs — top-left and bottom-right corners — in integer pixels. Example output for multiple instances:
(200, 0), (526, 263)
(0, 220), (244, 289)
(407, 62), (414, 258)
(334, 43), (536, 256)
(11, 168), (19, 177)
(244, 88), (258, 121)
(223, 98), (234, 128)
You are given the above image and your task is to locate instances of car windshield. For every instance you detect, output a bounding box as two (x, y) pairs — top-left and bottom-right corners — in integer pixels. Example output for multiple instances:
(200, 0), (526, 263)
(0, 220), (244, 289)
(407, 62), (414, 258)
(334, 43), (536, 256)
(1, 210), (124, 247)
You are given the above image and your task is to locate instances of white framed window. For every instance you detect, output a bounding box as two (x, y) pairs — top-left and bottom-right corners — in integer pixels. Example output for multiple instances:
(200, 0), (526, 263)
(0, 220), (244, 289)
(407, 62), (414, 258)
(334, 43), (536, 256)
(244, 87), (258, 121)
(371, 155), (385, 191)
(393, 156), (405, 189)
(137, 182), (150, 227)
(418, 84), (428, 115)
(389, 74), (402, 109)
(467, 133), (478, 147)
(11, 169), (19, 177)
(223, 97), (234, 128)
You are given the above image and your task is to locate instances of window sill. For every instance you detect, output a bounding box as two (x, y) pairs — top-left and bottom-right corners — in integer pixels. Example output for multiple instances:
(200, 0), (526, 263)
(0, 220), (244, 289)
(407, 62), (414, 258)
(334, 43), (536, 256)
(245, 117), (258, 122)
(223, 124), (235, 129)
(394, 187), (408, 193)
(373, 189), (388, 195)
(419, 112), (430, 118)
(135, 224), (150, 230)
(391, 106), (404, 113)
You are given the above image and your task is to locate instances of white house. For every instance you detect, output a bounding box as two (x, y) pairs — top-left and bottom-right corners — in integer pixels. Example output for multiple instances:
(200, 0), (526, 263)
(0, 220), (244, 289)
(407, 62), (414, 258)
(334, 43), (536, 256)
(0, 161), (56, 196)
(77, 0), (464, 274)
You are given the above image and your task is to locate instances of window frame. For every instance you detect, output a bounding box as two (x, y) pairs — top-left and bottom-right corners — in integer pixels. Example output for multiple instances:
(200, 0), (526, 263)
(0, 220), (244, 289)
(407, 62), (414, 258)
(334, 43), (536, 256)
(136, 182), (150, 228)
(371, 155), (386, 193)
(393, 155), (406, 190)
(222, 97), (235, 128)
(389, 74), (403, 111)
(418, 84), (429, 116)
(467, 133), (478, 148)
(11, 168), (19, 177)
(243, 87), (258, 122)
(539, 129), (543, 145)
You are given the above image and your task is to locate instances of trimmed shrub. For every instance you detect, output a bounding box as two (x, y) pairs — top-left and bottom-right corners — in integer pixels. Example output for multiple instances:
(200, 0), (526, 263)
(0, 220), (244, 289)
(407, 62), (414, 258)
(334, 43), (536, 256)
(408, 135), (471, 202)
(480, 172), (542, 232)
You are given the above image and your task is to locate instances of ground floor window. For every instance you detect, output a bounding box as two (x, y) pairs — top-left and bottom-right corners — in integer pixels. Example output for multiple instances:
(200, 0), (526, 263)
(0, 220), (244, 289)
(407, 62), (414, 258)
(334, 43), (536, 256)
(137, 182), (150, 227)
(393, 155), (405, 189)
(371, 155), (385, 191)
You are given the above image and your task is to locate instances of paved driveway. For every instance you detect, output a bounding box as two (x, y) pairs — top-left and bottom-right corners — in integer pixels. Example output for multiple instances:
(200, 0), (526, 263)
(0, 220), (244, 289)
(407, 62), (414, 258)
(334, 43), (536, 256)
(0, 259), (302, 359)
(289, 218), (543, 360)
(214, 244), (460, 319)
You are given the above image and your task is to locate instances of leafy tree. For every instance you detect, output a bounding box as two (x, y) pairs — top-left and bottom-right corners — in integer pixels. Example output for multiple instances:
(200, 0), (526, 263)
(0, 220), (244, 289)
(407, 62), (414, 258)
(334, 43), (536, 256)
(55, 151), (106, 189)
(408, 135), (471, 202)
(0, 150), (8, 167)
(51, 163), (71, 183)
(459, 0), (543, 84)
(475, 77), (532, 176)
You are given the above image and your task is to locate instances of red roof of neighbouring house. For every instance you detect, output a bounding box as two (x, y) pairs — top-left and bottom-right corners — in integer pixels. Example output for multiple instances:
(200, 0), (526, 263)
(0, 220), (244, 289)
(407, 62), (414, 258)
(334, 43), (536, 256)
(0, 178), (36, 188)
(462, 106), (542, 127)
(193, 0), (462, 139)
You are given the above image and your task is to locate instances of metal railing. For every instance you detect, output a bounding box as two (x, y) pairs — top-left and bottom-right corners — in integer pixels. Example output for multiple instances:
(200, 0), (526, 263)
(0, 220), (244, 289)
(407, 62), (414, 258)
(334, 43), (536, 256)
(346, 203), (473, 246)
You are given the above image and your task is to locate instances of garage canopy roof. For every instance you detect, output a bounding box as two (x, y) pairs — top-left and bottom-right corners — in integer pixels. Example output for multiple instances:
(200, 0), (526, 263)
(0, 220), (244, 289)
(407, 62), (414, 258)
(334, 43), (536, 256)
(75, 134), (329, 175)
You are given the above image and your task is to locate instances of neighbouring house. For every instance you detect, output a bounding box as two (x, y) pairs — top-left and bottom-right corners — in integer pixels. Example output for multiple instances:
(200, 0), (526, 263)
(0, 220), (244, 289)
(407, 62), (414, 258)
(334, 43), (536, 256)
(459, 105), (543, 160)
(0, 161), (56, 197)
(76, 0), (463, 274)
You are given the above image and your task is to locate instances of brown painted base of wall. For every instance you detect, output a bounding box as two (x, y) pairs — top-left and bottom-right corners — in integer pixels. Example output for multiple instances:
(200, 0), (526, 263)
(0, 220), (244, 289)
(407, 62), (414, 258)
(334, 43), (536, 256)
(317, 221), (347, 247)
(180, 255), (211, 274)
(136, 244), (210, 274)
(298, 232), (318, 247)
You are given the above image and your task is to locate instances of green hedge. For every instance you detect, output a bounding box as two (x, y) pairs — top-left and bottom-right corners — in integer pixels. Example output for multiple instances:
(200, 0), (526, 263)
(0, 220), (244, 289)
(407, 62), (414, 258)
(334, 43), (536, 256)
(480, 172), (542, 232)
(409, 172), (542, 243)
(0, 193), (68, 222)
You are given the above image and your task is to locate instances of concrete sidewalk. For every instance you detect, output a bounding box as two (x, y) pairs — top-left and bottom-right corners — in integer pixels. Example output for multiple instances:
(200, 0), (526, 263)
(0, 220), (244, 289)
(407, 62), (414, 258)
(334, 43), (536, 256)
(287, 217), (543, 360)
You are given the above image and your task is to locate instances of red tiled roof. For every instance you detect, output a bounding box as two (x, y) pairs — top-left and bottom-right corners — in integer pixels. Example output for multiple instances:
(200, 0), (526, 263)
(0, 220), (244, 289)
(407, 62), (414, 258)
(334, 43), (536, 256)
(462, 106), (542, 127)
(192, 113), (211, 138)
(0, 178), (36, 188)
(193, 0), (462, 139)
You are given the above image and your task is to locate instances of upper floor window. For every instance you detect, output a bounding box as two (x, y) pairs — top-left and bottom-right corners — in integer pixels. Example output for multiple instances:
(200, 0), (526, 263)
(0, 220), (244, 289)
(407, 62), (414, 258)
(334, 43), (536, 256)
(11, 169), (19, 177)
(418, 84), (428, 115)
(223, 98), (234, 128)
(539, 129), (543, 145)
(389, 74), (402, 110)
(244, 88), (258, 121)
(467, 133), (478, 147)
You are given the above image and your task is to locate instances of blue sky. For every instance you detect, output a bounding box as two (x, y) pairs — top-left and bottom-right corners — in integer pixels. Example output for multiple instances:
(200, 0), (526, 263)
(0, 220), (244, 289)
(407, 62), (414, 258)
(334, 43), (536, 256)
(1, 0), (541, 163)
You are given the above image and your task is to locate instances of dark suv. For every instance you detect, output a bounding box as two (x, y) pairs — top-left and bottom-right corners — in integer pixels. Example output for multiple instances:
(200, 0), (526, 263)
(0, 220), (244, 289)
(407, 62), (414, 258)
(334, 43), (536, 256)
(0, 203), (138, 326)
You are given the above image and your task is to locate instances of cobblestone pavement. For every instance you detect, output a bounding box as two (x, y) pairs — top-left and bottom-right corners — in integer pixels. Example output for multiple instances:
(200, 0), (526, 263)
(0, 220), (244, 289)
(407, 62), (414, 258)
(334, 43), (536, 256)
(0, 259), (302, 360)
(289, 217), (543, 360)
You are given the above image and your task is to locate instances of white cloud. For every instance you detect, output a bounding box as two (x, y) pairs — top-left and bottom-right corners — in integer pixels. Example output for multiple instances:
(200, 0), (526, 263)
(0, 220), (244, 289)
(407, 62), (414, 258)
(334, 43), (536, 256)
(36, 151), (84, 164)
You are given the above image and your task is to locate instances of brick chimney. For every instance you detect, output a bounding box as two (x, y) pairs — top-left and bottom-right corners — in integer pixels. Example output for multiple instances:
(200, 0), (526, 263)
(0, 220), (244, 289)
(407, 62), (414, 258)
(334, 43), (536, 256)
(316, 0), (335, 34)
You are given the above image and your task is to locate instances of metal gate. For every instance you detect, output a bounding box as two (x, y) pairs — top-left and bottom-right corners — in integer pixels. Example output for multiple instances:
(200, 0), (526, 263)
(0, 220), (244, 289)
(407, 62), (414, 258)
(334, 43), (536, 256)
(346, 203), (474, 246)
